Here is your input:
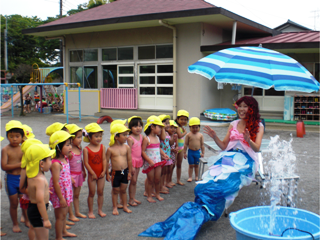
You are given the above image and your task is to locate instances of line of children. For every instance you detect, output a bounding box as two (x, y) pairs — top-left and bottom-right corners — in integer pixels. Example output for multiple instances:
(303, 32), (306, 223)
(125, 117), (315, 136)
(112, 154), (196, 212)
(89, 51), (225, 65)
(1, 111), (206, 239)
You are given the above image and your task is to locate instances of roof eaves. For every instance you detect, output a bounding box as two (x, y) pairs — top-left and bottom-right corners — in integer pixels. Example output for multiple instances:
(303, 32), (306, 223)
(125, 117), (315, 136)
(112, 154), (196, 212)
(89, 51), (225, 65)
(22, 7), (274, 35)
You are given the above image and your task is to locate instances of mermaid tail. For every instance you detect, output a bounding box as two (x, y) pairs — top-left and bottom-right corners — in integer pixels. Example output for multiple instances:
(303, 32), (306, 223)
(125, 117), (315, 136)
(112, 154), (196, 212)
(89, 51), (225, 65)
(139, 150), (255, 239)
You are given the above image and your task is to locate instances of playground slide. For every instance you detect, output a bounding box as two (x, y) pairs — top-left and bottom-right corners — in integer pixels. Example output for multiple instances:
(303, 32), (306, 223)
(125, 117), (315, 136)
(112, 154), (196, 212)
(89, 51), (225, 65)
(0, 85), (36, 113)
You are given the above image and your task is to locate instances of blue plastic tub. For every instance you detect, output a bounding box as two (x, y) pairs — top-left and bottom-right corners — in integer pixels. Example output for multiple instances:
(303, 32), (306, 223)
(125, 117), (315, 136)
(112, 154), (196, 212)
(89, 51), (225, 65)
(230, 206), (320, 240)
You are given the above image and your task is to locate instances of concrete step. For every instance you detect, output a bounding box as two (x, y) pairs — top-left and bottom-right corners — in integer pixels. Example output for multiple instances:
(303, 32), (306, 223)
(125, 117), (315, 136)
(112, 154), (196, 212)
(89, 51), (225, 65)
(95, 109), (173, 121)
(260, 111), (283, 120)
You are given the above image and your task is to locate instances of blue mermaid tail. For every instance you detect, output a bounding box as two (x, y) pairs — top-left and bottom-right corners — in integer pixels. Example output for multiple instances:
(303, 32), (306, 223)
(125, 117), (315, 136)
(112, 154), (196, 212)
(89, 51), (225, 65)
(139, 150), (255, 240)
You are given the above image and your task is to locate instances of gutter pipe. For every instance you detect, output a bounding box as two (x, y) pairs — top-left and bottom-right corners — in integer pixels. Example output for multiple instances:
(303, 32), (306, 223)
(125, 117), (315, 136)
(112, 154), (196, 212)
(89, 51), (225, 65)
(159, 20), (177, 117)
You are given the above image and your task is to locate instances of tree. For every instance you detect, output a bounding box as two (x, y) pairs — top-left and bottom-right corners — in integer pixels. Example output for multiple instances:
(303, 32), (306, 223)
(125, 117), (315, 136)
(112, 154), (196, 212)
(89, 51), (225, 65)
(67, 3), (88, 15)
(12, 64), (33, 116)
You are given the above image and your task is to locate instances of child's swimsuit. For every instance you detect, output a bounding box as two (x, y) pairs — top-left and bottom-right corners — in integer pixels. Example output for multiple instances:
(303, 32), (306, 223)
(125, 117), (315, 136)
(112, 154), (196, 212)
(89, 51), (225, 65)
(27, 203), (49, 228)
(142, 136), (166, 174)
(85, 144), (103, 178)
(160, 132), (172, 166)
(4, 173), (21, 196)
(187, 149), (201, 165)
(69, 149), (85, 187)
(129, 135), (143, 168)
(49, 158), (73, 208)
(111, 168), (129, 188)
(177, 127), (185, 153)
(170, 140), (177, 164)
(20, 194), (30, 209)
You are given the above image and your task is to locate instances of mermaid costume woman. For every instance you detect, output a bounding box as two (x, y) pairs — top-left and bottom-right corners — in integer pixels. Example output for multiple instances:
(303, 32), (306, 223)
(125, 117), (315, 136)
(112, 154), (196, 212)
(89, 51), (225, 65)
(139, 120), (262, 240)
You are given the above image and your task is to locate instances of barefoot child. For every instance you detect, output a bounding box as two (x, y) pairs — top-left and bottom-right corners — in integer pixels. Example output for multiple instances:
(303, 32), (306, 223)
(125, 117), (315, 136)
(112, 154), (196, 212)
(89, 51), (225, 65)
(142, 116), (166, 203)
(66, 124), (87, 222)
(83, 123), (107, 219)
(158, 115), (172, 193)
(167, 120), (179, 187)
(1, 120), (24, 233)
(25, 144), (55, 240)
(127, 116), (143, 207)
(106, 124), (132, 215)
(175, 110), (189, 185)
(20, 138), (43, 240)
(183, 117), (204, 182)
(49, 131), (76, 239)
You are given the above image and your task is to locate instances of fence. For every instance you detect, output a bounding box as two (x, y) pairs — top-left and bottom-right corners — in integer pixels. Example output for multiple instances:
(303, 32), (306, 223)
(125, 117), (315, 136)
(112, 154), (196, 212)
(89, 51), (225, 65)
(100, 88), (138, 109)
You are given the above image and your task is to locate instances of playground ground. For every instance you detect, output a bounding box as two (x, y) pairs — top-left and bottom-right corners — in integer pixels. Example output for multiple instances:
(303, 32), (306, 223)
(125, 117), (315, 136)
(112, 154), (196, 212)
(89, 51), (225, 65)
(0, 112), (319, 240)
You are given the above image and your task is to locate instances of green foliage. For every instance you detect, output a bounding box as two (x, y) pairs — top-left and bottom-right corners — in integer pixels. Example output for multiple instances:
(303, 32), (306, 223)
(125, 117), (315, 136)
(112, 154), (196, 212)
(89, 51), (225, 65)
(67, 3), (88, 16)
(1, 15), (60, 72)
(88, 0), (107, 9)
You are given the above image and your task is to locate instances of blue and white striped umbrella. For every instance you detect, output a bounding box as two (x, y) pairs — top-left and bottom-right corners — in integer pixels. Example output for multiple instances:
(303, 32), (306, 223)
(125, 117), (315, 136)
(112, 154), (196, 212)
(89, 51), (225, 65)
(188, 46), (319, 93)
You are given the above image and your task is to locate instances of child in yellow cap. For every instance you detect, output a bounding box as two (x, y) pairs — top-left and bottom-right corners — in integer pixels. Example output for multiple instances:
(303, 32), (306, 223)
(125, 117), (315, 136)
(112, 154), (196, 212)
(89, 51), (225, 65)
(127, 116), (143, 207)
(141, 116), (166, 203)
(1, 120), (24, 233)
(49, 131), (76, 239)
(45, 122), (68, 136)
(183, 117), (204, 182)
(25, 144), (55, 239)
(175, 110), (189, 185)
(65, 124), (87, 221)
(106, 123), (132, 215)
(82, 123), (107, 219)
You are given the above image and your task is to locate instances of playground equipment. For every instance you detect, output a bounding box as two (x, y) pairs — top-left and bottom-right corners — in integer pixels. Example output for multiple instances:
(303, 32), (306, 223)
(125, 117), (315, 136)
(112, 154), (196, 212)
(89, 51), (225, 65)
(96, 115), (113, 124)
(1, 82), (81, 123)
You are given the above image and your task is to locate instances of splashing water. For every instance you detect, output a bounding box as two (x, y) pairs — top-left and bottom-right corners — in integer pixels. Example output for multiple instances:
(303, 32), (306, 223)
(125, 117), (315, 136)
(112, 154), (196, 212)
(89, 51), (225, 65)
(264, 134), (298, 235)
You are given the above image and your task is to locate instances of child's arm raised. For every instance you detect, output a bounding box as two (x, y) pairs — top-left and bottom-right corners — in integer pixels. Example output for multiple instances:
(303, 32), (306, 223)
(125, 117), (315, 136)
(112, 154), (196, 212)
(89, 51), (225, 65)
(35, 178), (51, 229)
(200, 133), (205, 158)
(159, 127), (166, 141)
(1, 147), (21, 171)
(183, 133), (190, 159)
(141, 137), (154, 167)
(83, 148), (97, 180)
(51, 162), (67, 208)
(126, 145), (132, 181)
(99, 145), (107, 179)
(105, 147), (111, 182)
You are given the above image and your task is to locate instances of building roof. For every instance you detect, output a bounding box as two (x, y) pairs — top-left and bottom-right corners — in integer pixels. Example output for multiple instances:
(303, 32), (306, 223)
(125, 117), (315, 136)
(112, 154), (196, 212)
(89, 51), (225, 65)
(22, 0), (274, 37)
(42, 0), (214, 27)
(201, 31), (320, 52)
(275, 19), (312, 32)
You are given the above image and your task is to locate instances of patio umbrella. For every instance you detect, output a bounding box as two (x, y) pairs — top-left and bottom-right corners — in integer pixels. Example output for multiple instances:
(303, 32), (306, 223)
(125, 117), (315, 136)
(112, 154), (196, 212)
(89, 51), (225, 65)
(188, 46), (319, 93)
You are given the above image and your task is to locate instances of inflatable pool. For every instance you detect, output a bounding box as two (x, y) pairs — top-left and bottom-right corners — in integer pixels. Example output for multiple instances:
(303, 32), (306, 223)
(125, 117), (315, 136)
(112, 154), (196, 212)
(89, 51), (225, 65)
(203, 108), (237, 121)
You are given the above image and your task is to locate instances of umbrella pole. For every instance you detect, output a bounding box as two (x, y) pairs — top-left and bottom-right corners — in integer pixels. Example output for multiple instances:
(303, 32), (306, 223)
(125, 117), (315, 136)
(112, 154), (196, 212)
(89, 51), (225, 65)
(251, 87), (254, 97)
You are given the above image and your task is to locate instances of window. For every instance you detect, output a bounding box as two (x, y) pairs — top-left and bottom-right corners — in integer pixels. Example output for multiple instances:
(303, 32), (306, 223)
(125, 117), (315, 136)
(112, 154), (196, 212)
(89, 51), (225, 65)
(118, 65), (134, 88)
(70, 67), (82, 86)
(84, 49), (98, 61)
(102, 48), (116, 61)
(244, 88), (263, 96)
(156, 45), (173, 59)
(118, 47), (133, 60)
(138, 46), (155, 60)
(102, 65), (117, 88)
(70, 50), (83, 62)
(83, 66), (97, 89)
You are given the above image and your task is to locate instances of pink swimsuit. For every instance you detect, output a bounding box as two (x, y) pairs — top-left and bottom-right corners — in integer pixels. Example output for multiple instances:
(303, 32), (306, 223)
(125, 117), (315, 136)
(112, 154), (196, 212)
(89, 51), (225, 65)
(49, 158), (73, 208)
(142, 136), (166, 174)
(129, 134), (143, 168)
(69, 150), (85, 188)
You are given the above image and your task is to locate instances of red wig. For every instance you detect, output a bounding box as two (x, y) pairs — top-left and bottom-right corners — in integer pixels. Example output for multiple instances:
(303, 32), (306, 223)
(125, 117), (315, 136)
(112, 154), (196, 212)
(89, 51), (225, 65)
(236, 96), (261, 142)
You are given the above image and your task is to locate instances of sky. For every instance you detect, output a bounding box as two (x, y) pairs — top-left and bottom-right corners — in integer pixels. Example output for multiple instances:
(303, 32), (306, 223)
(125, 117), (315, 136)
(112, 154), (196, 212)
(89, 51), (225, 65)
(0, 0), (319, 30)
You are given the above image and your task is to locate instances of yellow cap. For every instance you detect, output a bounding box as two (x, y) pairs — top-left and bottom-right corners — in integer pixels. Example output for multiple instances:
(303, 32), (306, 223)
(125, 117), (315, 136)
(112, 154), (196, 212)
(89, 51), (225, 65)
(46, 122), (67, 136)
(169, 120), (178, 128)
(25, 144), (55, 178)
(0, 136), (4, 141)
(177, 110), (189, 118)
(127, 116), (142, 125)
(144, 115), (164, 132)
(21, 138), (43, 168)
(83, 123), (104, 143)
(110, 119), (127, 128)
(189, 117), (201, 126)
(5, 120), (23, 132)
(66, 124), (83, 135)
(109, 124), (130, 146)
(49, 131), (74, 157)
(22, 124), (35, 139)
(158, 114), (171, 122)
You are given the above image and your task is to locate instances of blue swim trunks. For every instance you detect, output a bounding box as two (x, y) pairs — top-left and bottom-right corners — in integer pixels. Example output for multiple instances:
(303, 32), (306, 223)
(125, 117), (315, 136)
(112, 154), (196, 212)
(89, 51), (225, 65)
(5, 173), (21, 196)
(187, 149), (201, 165)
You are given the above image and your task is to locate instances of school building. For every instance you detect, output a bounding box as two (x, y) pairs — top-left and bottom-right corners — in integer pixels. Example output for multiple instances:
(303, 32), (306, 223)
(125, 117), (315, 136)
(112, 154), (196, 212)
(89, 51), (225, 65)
(23, 0), (319, 120)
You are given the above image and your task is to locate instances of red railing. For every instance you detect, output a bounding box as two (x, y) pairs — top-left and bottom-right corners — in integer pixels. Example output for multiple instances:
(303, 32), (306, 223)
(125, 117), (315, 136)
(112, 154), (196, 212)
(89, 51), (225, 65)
(100, 88), (138, 109)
